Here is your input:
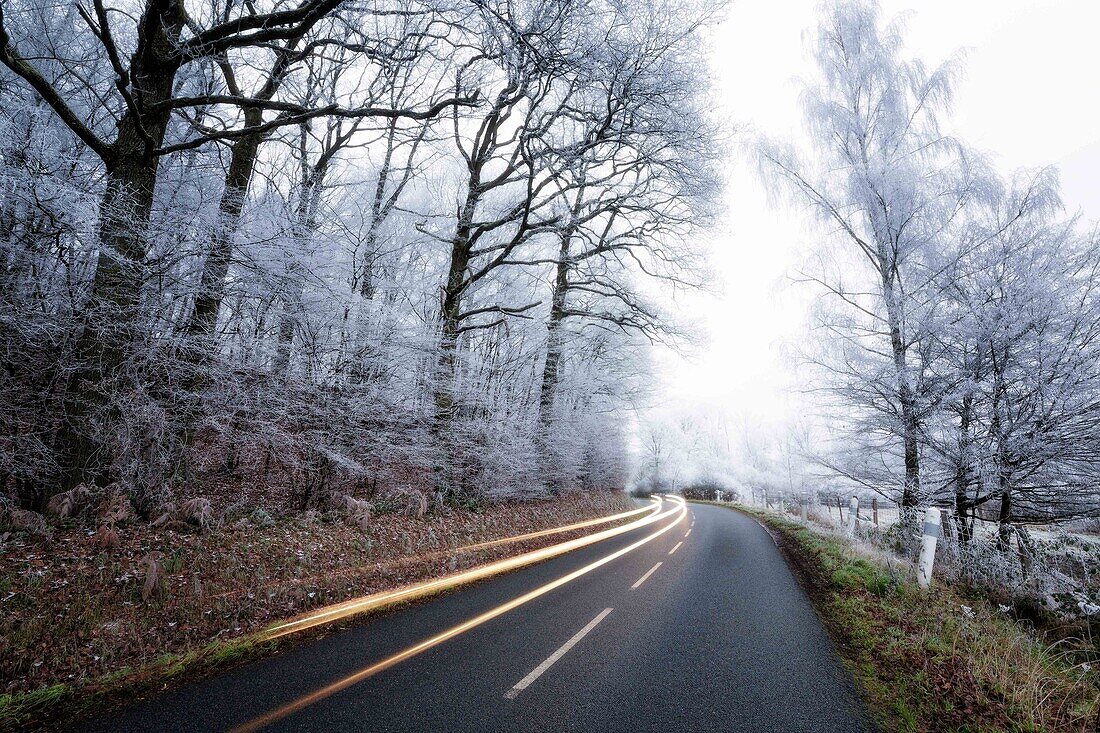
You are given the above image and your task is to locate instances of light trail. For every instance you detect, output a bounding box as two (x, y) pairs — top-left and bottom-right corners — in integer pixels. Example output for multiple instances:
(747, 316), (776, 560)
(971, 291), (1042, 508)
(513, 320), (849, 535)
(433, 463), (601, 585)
(231, 497), (687, 732)
(212, 501), (659, 606)
(261, 498), (663, 640)
(447, 501), (657, 554)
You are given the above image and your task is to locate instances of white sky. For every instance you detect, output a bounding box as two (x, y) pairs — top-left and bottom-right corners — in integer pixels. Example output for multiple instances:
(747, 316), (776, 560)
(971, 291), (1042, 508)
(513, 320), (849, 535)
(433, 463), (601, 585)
(654, 0), (1100, 432)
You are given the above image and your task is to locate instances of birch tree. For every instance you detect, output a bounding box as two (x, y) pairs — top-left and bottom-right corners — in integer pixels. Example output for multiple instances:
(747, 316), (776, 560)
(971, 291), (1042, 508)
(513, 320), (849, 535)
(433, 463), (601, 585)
(759, 0), (967, 509)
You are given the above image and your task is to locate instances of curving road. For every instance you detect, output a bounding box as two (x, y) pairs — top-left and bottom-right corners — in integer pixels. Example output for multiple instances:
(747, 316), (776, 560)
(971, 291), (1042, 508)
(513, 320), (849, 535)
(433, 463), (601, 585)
(75, 497), (873, 732)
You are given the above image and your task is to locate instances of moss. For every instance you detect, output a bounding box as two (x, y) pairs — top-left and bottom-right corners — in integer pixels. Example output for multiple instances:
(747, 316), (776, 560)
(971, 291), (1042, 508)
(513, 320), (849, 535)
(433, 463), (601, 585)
(0, 684), (71, 731)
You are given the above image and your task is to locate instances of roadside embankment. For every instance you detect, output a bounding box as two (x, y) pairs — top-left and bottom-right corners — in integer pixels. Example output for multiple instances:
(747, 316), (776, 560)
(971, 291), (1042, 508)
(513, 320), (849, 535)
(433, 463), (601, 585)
(0, 490), (634, 730)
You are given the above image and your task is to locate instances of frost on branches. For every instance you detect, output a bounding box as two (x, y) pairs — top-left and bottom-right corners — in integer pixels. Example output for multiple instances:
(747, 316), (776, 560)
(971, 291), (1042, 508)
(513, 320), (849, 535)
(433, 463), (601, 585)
(758, 0), (1100, 549)
(0, 0), (721, 515)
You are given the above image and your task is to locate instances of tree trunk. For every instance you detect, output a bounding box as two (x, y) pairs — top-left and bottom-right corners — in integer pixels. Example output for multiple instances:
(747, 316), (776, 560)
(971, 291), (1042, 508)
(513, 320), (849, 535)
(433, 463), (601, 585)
(991, 353), (1012, 551)
(434, 183), (479, 412)
(273, 163), (326, 377)
(170, 119), (267, 474)
(879, 267), (920, 507)
(996, 472), (1013, 551)
(538, 230), (571, 429)
(55, 0), (186, 490)
(954, 392), (974, 543)
(431, 189), (479, 495)
(1015, 524), (1036, 578)
(358, 119), (398, 299)
(186, 117), (264, 339)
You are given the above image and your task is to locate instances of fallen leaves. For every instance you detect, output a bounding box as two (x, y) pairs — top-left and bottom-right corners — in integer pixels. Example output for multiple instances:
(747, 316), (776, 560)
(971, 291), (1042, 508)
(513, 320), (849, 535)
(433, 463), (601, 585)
(90, 525), (120, 551)
(46, 485), (92, 519)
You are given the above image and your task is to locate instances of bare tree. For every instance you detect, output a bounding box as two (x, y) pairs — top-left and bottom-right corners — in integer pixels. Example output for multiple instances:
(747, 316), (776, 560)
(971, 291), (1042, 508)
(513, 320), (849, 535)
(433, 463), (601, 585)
(0, 0), (720, 515)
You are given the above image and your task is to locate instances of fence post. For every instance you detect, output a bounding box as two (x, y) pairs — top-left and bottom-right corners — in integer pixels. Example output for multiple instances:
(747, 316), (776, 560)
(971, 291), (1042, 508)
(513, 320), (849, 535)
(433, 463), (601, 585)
(872, 496), (879, 527)
(918, 507), (941, 589)
(836, 495), (844, 522)
(846, 496), (858, 536)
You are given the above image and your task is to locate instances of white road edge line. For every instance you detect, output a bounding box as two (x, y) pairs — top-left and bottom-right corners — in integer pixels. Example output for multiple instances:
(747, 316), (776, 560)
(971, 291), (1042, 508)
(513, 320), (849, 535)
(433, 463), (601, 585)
(668, 541), (683, 555)
(631, 561), (663, 589)
(504, 608), (614, 699)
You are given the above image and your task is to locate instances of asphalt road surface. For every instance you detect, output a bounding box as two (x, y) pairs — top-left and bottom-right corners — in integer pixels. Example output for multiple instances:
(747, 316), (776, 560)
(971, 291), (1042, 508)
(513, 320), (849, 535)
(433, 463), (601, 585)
(75, 497), (874, 732)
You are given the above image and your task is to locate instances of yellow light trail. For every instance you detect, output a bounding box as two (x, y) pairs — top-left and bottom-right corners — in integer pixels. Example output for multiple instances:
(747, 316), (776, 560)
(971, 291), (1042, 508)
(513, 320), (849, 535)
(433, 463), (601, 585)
(232, 496), (686, 732)
(261, 497), (663, 641)
(203, 501), (657, 606)
(444, 500), (658, 554)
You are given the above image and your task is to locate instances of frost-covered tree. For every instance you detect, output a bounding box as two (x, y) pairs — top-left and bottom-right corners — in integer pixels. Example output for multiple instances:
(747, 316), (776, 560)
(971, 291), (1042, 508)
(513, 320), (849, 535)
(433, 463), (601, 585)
(762, 0), (1100, 550)
(0, 0), (721, 514)
(759, 0), (969, 509)
(923, 169), (1100, 542)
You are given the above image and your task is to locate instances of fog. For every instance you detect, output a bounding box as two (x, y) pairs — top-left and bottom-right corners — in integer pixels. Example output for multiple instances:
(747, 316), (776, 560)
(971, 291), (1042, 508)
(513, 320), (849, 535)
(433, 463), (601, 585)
(642, 0), (1100, 511)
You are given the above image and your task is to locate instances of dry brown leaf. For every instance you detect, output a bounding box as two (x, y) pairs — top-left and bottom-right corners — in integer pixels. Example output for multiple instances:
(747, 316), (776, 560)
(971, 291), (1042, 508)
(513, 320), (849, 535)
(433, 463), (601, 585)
(10, 509), (47, 535)
(91, 524), (120, 550)
(46, 485), (92, 518)
(99, 490), (133, 525)
(179, 498), (213, 530)
(141, 552), (165, 602)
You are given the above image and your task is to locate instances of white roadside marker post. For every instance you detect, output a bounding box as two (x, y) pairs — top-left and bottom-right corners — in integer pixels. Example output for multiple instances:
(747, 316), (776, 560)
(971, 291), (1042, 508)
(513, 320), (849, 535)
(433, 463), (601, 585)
(800, 492), (808, 522)
(918, 507), (941, 589)
(845, 496), (858, 536)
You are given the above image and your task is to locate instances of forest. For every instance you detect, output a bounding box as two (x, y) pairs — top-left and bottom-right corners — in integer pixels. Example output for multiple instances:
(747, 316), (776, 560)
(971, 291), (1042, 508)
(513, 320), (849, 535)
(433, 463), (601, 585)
(756, 1), (1100, 544)
(0, 0), (719, 519)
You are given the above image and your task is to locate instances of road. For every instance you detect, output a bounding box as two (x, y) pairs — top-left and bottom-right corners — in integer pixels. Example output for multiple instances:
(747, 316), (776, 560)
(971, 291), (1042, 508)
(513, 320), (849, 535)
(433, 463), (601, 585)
(75, 497), (874, 732)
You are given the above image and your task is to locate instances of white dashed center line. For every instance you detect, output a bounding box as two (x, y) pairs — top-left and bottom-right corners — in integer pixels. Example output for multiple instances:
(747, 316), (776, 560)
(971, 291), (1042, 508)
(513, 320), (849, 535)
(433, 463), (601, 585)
(504, 608), (614, 699)
(631, 562), (663, 589)
(684, 529), (692, 538)
(668, 541), (683, 555)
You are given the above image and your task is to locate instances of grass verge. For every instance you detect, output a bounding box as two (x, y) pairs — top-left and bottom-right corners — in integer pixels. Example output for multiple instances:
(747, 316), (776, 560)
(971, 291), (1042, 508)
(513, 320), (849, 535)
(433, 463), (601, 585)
(697, 501), (1099, 733)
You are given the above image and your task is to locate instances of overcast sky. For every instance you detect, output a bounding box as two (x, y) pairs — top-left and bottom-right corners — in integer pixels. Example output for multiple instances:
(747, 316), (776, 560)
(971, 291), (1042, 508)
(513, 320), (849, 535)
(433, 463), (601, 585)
(653, 0), (1100, 432)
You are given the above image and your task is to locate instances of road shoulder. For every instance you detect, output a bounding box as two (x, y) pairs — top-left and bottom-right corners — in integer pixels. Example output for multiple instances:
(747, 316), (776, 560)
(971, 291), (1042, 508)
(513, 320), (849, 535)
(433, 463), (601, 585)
(696, 501), (1098, 733)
